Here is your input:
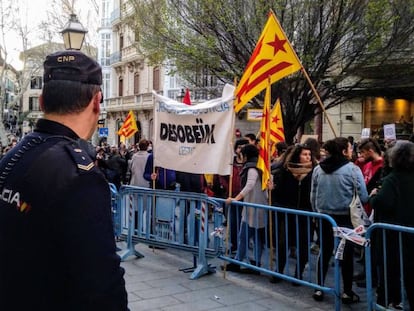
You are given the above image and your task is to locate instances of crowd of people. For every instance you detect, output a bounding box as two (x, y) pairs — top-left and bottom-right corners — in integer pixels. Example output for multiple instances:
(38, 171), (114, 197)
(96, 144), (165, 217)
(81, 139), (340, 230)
(94, 131), (414, 309)
(207, 133), (413, 309)
(0, 49), (413, 310)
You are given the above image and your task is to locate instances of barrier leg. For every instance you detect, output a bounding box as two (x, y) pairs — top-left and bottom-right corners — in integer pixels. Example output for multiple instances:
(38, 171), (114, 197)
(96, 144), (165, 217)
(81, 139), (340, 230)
(191, 202), (215, 279)
(119, 194), (144, 260)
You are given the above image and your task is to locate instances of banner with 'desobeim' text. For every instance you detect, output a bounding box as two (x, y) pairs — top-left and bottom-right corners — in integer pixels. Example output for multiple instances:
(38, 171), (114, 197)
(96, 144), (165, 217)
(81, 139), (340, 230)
(152, 84), (235, 175)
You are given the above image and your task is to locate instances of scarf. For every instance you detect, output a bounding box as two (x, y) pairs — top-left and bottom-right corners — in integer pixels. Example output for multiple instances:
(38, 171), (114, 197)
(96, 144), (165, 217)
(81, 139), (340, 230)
(287, 161), (313, 181)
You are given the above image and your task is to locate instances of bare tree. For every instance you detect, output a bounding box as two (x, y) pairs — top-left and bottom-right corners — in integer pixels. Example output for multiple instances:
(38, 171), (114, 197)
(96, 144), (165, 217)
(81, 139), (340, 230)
(129, 0), (414, 142)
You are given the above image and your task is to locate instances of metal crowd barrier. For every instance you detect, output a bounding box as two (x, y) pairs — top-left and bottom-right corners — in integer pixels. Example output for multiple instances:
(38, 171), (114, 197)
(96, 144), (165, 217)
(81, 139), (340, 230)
(365, 223), (414, 311)
(214, 198), (342, 311)
(109, 183), (414, 310)
(114, 185), (224, 279)
(109, 183), (122, 238)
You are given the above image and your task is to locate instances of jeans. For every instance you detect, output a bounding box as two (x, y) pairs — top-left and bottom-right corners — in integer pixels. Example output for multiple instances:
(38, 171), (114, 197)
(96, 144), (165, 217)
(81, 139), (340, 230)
(235, 221), (264, 265)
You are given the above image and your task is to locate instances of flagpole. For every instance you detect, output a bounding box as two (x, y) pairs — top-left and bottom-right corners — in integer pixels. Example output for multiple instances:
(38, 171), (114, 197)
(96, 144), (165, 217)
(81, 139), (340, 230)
(270, 10), (337, 138)
(266, 77), (274, 270)
(223, 77), (238, 279)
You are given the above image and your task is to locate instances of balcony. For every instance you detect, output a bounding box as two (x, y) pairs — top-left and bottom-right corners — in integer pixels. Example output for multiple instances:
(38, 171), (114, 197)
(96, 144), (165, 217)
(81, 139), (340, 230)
(106, 93), (154, 113)
(110, 51), (121, 65)
(110, 8), (121, 26)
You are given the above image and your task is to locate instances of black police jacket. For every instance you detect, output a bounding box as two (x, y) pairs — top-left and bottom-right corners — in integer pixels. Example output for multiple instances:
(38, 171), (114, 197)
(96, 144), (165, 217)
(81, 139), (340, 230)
(0, 119), (129, 311)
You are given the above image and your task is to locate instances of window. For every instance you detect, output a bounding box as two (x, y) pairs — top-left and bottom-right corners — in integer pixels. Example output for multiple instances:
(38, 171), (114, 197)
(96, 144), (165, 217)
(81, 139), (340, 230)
(29, 97), (40, 111)
(153, 66), (160, 91)
(119, 33), (124, 50)
(118, 77), (123, 96)
(134, 73), (140, 94)
(30, 77), (42, 89)
(103, 73), (110, 99)
(100, 33), (111, 66)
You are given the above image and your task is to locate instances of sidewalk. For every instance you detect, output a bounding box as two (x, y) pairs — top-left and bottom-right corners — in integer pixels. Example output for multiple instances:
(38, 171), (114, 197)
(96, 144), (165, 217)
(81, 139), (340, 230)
(121, 244), (366, 311)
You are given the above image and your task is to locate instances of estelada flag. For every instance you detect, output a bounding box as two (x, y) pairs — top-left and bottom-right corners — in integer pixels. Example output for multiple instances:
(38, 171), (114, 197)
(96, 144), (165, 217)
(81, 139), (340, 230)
(234, 11), (302, 113)
(270, 98), (285, 143)
(117, 110), (138, 139)
(257, 79), (271, 190)
(270, 98), (285, 157)
(182, 88), (192, 105)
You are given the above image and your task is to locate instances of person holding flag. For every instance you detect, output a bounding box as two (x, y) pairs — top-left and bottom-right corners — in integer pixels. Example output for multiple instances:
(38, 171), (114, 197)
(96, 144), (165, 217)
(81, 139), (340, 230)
(224, 144), (268, 271)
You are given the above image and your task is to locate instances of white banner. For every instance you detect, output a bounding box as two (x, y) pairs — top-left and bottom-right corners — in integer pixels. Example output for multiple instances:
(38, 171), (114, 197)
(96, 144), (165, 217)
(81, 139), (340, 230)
(152, 84), (235, 175)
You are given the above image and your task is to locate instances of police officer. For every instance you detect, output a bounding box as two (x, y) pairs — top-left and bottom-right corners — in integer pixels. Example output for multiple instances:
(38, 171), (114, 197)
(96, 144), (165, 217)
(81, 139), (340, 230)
(0, 51), (129, 310)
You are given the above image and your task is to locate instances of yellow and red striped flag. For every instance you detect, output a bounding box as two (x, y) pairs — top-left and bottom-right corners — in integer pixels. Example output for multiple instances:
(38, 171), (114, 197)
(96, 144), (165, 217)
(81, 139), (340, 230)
(270, 99), (285, 143)
(234, 12), (302, 113)
(269, 98), (285, 157)
(257, 80), (271, 190)
(117, 110), (138, 139)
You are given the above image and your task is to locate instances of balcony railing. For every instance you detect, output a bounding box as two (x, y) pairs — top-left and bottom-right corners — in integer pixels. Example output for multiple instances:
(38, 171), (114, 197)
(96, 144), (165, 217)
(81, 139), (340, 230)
(110, 51), (121, 65)
(106, 93), (154, 112)
(110, 8), (120, 25)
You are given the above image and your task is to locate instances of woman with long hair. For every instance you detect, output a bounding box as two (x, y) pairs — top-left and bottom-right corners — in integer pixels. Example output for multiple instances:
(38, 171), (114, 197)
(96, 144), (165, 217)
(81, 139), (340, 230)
(270, 143), (317, 283)
(311, 137), (368, 304)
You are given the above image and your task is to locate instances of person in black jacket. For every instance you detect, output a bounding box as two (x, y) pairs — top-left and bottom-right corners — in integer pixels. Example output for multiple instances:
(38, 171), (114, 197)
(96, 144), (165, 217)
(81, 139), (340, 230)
(270, 143), (316, 283)
(0, 51), (129, 311)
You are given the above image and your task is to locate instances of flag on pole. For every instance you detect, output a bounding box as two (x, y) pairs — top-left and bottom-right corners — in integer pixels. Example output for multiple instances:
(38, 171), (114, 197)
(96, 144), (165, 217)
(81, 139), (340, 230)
(117, 110), (138, 139)
(270, 98), (285, 157)
(257, 79), (271, 190)
(182, 88), (192, 105)
(234, 11), (302, 113)
(270, 98), (285, 143)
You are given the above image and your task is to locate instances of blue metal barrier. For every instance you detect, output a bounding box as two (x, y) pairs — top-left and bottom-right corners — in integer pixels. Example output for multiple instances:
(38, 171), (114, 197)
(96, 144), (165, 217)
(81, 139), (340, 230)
(214, 198), (342, 311)
(115, 185), (224, 279)
(109, 183), (121, 238)
(365, 223), (414, 311)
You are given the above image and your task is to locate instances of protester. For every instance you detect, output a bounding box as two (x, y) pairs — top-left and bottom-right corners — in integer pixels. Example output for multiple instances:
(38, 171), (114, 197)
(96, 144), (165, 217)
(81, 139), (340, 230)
(0, 50), (128, 310)
(310, 137), (368, 304)
(353, 138), (383, 287)
(143, 152), (176, 190)
(214, 138), (249, 252)
(129, 139), (150, 187)
(370, 140), (414, 310)
(270, 143), (317, 284)
(105, 145), (127, 189)
(244, 133), (259, 147)
(224, 144), (267, 271)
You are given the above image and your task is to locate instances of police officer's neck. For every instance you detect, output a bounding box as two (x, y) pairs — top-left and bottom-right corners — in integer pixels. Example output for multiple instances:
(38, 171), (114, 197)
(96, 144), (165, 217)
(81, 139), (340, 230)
(43, 112), (96, 140)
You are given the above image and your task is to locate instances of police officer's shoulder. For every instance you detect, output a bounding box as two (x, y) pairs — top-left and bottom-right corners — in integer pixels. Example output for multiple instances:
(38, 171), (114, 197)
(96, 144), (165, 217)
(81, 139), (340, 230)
(64, 140), (96, 173)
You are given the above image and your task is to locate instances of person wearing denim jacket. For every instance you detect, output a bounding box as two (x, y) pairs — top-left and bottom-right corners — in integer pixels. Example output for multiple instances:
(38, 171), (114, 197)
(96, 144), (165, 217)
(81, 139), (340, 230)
(310, 137), (368, 304)
(311, 162), (368, 215)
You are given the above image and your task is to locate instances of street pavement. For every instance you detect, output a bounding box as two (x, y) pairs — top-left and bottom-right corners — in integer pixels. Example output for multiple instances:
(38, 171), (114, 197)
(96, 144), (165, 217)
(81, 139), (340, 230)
(120, 243), (368, 311)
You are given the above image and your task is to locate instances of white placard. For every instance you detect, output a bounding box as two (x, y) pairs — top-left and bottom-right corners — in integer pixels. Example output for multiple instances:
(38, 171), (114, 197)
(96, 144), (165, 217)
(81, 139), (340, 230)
(383, 123), (396, 141)
(361, 128), (371, 139)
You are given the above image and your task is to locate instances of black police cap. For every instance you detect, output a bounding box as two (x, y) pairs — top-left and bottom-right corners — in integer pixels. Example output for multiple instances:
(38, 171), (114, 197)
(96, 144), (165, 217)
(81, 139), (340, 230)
(43, 50), (102, 85)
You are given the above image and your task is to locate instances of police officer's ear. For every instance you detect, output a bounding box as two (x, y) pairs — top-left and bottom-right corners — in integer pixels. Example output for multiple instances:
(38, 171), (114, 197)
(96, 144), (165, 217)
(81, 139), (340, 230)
(39, 95), (45, 112)
(91, 91), (102, 114)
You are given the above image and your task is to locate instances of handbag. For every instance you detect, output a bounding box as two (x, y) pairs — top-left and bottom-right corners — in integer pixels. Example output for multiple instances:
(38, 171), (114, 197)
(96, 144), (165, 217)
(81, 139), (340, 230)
(349, 168), (367, 229)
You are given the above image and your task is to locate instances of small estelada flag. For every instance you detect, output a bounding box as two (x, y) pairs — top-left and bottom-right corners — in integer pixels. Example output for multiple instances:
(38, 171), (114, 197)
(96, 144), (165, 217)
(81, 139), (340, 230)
(257, 79), (271, 190)
(269, 98), (285, 144)
(117, 110), (138, 139)
(234, 11), (302, 113)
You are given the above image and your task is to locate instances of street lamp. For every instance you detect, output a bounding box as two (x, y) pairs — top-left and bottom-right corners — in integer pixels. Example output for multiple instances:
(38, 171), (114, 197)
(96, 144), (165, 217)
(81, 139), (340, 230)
(60, 13), (88, 50)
